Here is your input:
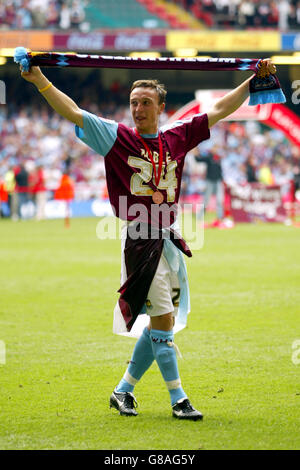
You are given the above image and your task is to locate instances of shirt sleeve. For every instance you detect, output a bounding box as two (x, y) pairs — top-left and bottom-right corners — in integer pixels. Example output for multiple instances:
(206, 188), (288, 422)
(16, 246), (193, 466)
(75, 110), (118, 157)
(161, 113), (210, 154)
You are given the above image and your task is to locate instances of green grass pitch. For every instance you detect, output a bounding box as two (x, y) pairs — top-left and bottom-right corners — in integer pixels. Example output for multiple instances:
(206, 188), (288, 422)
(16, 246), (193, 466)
(0, 216), (299, 450)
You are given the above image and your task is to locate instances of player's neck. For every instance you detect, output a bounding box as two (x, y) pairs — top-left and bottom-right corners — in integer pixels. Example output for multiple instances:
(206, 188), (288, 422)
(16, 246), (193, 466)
(136, 126), (159, 137)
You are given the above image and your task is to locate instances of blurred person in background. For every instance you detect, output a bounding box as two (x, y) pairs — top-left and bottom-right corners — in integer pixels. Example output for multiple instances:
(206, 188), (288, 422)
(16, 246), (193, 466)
(246, 156), (257, 183)
(256, 1), (272, 27)
(31, 5), (47, 29)
(0, 177), (9, 217)
(238, 0), (256, 27)
(47, 1), (59, 29)
(4, 166), (17, 220)
(14, 162), (29, 219)
(194, 145), (224, 225)
(278, 0), (291, 30)
(59, 2), (71, 30)
(258, 159), (274, 185)
(31, 164), (47, 220)
(70, 0), (85, 29)
(15, 1), (33, 29)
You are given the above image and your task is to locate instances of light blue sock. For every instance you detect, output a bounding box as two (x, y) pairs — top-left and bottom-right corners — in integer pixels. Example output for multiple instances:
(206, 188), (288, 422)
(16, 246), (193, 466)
(150, 329), (187, 406)
(116, 327), (154, 393)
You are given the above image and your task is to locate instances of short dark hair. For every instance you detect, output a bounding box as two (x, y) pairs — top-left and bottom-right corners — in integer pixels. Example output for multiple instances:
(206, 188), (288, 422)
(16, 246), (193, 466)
(130, 79), (167, 105)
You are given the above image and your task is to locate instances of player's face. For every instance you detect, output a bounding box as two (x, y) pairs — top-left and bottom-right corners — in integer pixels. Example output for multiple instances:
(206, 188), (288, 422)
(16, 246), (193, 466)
(130, 87), (165, 135)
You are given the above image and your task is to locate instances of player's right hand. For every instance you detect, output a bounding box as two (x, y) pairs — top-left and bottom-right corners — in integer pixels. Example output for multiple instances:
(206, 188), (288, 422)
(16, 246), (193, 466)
(20, 65), (44, 84)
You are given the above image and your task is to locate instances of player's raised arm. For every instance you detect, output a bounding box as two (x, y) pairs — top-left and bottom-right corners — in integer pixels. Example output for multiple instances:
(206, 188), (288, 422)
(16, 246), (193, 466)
(207, 76), (251, 128)
(20, 66), (83, 128)
(207, 59), (276, 128)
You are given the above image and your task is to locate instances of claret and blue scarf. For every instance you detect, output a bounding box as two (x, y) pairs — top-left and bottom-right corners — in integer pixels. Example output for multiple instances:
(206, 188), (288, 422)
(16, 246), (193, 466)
(14, 46), (286, 106)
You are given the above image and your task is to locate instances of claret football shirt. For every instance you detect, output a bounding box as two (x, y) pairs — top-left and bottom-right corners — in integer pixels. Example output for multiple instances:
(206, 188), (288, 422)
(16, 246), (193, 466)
(75, 110), (210, 227)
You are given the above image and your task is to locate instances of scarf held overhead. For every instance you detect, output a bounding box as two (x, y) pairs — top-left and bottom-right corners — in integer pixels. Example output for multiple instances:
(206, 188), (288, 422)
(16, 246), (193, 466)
(14, 47), (286, 106)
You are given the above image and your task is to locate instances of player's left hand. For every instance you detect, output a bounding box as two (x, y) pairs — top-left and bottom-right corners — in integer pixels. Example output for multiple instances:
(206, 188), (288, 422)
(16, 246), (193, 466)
(260, 58), (277, 75)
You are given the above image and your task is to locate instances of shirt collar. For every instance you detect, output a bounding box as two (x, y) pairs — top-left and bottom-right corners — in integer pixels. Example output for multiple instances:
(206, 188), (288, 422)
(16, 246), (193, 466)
(135, 129), (159, 139)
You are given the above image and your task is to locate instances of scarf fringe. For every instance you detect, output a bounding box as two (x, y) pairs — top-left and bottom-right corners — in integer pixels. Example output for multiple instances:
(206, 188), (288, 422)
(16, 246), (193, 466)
(249, 88), (286, 106)
(14, 47), (30, 72)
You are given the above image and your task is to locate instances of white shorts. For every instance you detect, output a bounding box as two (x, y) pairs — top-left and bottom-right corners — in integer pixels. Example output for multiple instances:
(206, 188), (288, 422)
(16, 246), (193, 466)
(113, 222), (186, 337)
(145, 253), (180, 318)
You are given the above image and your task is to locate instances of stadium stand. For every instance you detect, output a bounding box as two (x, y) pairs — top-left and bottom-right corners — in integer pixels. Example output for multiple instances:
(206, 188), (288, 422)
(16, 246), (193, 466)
(0, 0), (205, 31)
(0, 0), (170, 31)
(84, 0), (168, 29)
(169, 0), (300, 30)
(0, 0), (87, 30)
(136, 0), (204, 29)
(1, 0), (300, 31)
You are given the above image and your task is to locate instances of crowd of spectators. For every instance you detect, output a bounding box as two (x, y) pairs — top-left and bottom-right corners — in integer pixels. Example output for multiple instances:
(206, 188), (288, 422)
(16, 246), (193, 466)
(1, 0), (300, 31)
(1, 101), (299, 219)
(182, 120), (299, 199)
(176, 0), (300, 30)
(0, 0), (87, 31)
